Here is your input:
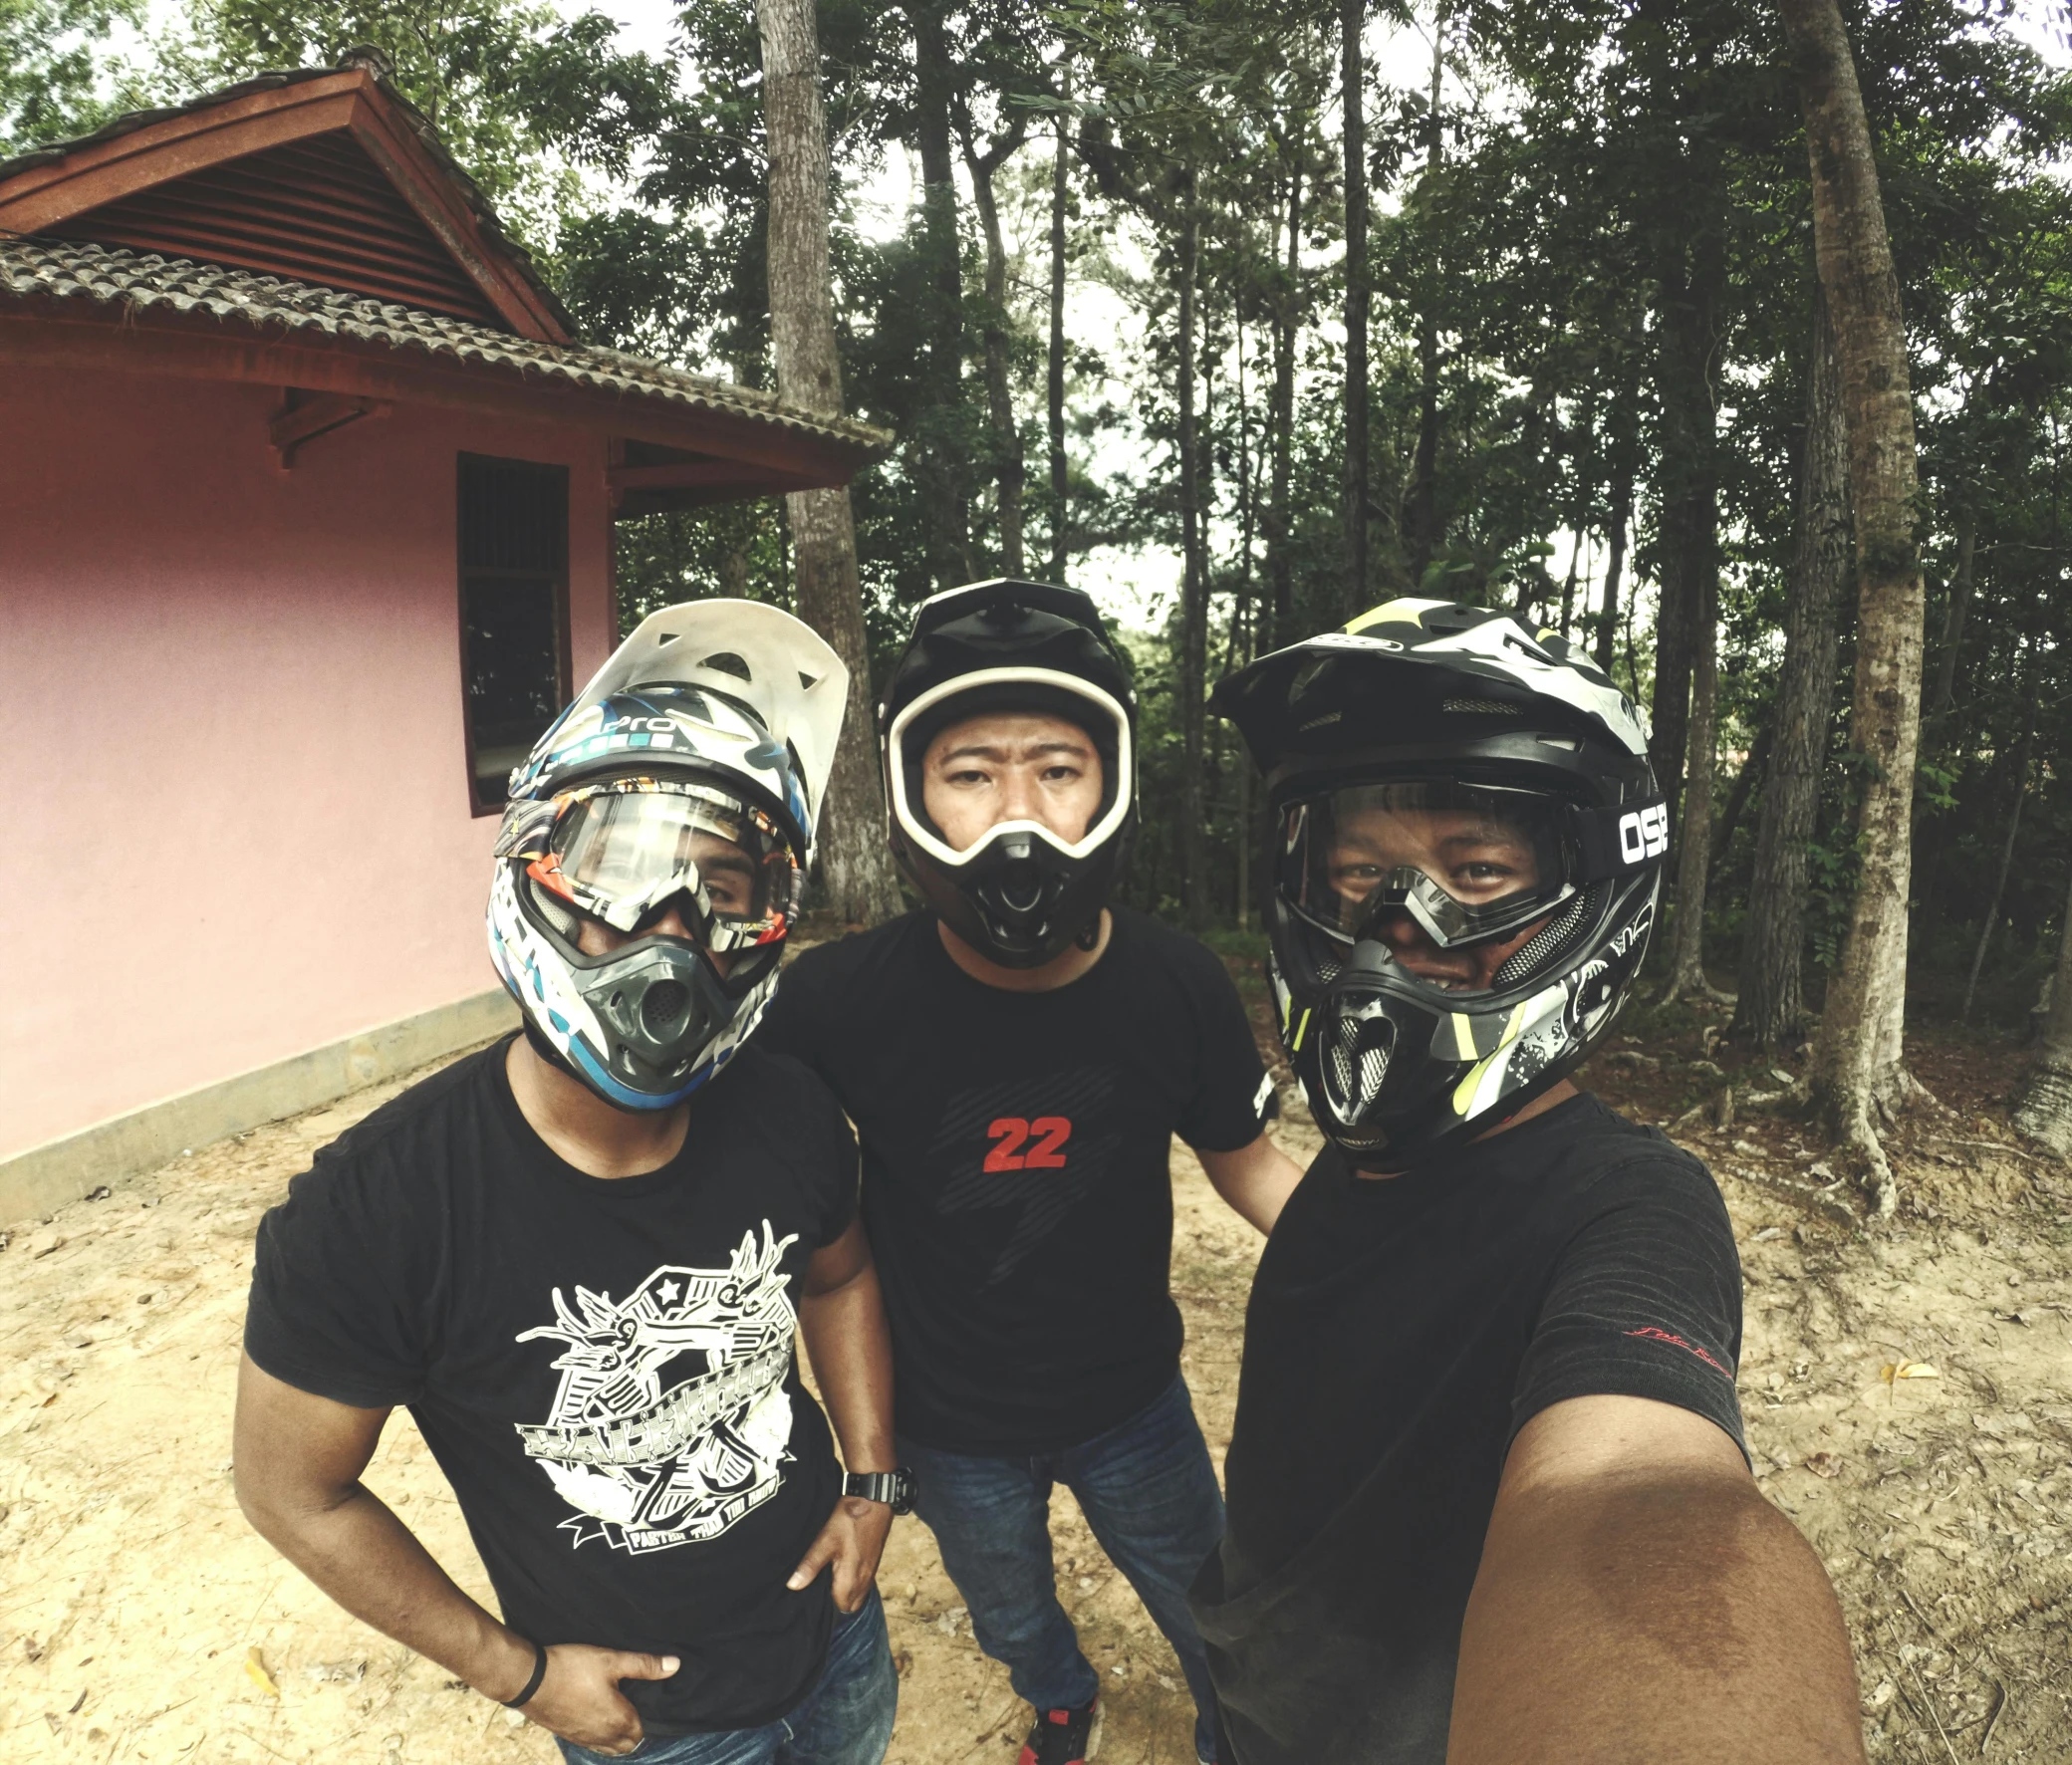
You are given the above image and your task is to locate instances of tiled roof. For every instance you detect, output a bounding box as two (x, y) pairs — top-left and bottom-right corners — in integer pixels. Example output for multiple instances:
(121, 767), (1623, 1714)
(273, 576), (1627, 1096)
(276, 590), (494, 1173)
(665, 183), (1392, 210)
(0, 63), (572, 333)
(0, 235), (891, 455)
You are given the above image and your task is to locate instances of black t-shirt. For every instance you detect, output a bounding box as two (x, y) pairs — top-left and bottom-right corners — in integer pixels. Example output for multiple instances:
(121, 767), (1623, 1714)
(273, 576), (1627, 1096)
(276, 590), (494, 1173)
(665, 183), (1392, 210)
(1191, 1094), (1745, 1765)
(758, 907), (1276, 1454)
(244, 1038), (858, 1736)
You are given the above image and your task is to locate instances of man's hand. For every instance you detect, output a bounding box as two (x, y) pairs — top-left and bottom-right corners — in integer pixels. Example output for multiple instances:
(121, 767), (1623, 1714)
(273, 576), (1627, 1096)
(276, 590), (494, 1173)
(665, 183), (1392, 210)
(787, 1494), (894, 1610)
(513, 1643), (679, 1756)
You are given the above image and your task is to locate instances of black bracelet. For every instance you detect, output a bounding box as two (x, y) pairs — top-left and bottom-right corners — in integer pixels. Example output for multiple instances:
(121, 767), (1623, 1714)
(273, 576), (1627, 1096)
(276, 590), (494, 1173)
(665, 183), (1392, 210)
(502, 1637), (549, 1709)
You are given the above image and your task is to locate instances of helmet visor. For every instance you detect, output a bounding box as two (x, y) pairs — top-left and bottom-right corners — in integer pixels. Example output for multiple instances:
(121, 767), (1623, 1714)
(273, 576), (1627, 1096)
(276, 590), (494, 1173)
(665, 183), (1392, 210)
(499, 778), (799, 951)
(1278, 780), (1573, 948)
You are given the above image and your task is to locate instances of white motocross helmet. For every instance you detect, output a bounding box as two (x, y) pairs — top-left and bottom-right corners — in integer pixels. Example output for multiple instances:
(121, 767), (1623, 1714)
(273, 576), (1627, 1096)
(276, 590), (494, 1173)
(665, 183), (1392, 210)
(486, 601), (847, 1110)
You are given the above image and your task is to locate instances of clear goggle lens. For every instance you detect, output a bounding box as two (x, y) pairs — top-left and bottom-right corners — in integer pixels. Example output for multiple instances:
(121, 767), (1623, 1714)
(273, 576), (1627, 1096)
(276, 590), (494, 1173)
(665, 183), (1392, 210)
(1279, 780), (1573, 948)
(499, 778), (798, 950)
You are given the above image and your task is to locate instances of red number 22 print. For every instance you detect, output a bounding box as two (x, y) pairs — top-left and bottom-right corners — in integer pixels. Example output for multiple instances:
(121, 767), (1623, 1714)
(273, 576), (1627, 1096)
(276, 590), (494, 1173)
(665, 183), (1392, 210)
(984, 1116), (1073, 1171)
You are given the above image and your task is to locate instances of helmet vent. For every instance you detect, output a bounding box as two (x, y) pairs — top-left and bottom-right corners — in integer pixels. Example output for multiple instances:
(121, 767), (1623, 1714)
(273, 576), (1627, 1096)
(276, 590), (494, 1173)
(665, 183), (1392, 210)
(1491, 882), (1606, 989)
(1442, 696), (1518, 714)
(701, 651), (752, 680)
(642, 979), (691, 1036)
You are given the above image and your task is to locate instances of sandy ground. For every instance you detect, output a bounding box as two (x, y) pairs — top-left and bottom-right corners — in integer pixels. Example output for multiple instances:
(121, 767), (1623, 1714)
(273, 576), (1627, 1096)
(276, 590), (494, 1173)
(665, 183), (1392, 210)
(3, 999), (2069, 1763)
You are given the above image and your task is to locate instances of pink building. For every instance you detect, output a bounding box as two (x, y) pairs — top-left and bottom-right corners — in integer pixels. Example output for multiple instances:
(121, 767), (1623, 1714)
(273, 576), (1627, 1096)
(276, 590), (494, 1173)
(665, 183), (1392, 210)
(0, 63), (882, 1220)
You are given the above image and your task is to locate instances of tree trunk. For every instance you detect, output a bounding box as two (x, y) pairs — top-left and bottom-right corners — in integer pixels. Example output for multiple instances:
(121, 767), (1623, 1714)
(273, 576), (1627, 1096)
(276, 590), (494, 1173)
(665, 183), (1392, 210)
(1048, 107), (1069, 584)
(1783, 0), (1931, 1211)
(1665, 565), (1718, 997)
(1706, 721), (1769, 894)
(757, 0), (904, 925)
(2014, 865), (2072, 1156)
(1178, 188), (1210, 927)
(1268, 153), (1302, 649)
(1402, 23), (1442, 590)
(1649, 227), (1719, 846)
(1341, 0), (1371, 615)
(1960, 748), (2031, 1024)
(906, 2), (971, 588)
(1925, 513), (1973, 727)
(961, 122), (1028, 577)
(1597, 471), (1632, 678)
(1734, 294), (1848, 1053)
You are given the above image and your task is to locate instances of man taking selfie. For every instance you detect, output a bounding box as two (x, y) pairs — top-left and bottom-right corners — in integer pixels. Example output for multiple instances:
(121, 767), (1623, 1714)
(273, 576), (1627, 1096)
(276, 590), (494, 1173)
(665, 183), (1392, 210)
(1194, 599), (1866, 1764)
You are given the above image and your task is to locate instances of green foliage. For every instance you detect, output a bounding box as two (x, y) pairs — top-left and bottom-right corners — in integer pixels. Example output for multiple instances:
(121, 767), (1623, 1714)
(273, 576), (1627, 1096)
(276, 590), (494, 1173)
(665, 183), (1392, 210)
(0, 0), (142, 151)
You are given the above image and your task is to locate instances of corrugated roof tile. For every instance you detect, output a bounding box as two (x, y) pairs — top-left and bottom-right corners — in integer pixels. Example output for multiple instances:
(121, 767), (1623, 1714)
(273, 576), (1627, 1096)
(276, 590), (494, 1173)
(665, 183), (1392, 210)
(1, 236), (890, 456)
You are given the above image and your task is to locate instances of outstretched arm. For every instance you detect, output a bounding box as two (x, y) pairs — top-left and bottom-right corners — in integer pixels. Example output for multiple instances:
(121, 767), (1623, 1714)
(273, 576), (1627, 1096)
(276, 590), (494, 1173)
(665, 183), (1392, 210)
(233, 1355), (676, 1756)
(1198, 1130), (1305, 1235)
(792, 1215), (898, 1610)
(1446, 1393), (1865, 1765)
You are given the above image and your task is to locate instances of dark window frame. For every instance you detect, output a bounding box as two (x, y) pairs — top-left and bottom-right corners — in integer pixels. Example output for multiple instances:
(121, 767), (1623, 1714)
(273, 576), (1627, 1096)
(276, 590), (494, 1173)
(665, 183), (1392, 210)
(457, 453), (572, 817)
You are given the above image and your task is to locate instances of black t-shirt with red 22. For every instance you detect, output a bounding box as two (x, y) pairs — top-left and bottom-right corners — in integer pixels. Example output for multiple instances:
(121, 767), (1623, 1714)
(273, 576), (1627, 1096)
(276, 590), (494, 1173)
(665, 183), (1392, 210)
(759, 907), (1277, 1454)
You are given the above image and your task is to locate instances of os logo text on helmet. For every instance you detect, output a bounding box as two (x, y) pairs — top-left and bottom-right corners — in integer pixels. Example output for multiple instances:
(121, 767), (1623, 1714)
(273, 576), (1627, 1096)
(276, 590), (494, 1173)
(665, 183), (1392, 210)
(1618, 804), (1670, 865)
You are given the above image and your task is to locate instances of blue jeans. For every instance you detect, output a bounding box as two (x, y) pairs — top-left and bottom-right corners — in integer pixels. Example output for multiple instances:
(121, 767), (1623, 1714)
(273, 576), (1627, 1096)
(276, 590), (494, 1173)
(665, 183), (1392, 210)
(901, 1375), (1224, 1763)
(556, 1587), (896, 1765)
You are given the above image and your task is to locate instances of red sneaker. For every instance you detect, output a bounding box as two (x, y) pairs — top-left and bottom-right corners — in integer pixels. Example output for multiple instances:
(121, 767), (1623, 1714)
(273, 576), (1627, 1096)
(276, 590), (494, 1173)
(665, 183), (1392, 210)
(1017, 1696), (1102, 1765)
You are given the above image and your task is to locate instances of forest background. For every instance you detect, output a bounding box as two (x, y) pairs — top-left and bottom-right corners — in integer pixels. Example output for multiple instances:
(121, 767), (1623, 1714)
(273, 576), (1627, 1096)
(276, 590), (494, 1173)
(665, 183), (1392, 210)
(11, 0), (2072, 1182)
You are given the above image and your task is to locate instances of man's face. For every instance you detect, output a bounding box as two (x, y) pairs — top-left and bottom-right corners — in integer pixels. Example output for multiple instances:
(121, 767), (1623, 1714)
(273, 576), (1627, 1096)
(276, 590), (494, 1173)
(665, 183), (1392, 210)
(920, 712), (1104, 853)
(569, 828), (747, 974)
(1326, 803), (1550, 991)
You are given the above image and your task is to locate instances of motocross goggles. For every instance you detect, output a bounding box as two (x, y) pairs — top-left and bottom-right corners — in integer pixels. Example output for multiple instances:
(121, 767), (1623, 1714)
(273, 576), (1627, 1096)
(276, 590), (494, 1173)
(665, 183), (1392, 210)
(496, 776), (801, 952)
(1276, 778), (1582, 952)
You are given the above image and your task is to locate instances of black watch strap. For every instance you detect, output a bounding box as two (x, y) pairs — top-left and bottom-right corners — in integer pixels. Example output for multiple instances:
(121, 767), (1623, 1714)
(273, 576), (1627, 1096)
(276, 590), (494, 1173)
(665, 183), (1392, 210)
(842, 1467), (916, 1515)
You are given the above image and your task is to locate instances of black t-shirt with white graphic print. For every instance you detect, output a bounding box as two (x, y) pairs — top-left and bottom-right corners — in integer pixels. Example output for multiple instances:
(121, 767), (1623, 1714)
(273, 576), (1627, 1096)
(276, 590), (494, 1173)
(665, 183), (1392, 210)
(243, 1037), (856, 1737)
(757, 907), (1276, 1454)
(1192, 1093), (1745, 1765)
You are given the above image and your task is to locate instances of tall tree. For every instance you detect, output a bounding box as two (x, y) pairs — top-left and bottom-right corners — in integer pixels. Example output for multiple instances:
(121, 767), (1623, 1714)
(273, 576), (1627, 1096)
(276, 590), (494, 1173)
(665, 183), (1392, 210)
(757, 0), (904, 924)
(954, 94), (1030, 576)
(1734, 296), (1849, 1052)
(1048, 99), (1071, 584)
(1782, 0), (1931, 1211)
(1341, 0), (1372, 612)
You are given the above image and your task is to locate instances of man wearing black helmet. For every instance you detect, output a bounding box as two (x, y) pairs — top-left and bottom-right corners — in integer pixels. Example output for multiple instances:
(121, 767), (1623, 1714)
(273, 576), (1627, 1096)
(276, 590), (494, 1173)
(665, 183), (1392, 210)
(1191, 600), (1866, 1764)
(759, 581), (1301, 1765)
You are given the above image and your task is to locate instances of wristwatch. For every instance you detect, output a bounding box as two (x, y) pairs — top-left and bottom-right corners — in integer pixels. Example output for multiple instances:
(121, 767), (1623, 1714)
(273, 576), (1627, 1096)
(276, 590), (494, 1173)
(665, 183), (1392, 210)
(842, 1467), (917, 1515)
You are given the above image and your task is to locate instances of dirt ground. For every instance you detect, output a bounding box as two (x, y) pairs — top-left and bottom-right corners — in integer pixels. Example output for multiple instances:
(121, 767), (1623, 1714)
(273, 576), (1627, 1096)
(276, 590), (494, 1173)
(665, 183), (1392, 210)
(3, 987), (2069, 1763)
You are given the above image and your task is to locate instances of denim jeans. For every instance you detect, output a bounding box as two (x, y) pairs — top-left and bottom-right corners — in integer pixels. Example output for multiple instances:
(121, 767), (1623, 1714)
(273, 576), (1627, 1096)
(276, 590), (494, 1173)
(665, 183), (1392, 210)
(900, 1374), (1224, 1762)
(556, 1586), (897, 1765)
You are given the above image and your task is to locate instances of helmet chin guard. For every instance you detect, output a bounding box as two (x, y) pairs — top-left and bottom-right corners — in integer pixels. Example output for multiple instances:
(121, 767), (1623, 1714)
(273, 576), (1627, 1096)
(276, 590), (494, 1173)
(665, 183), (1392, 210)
(1219, 598), (1667, 1167)
(880, 582), (1138, 968)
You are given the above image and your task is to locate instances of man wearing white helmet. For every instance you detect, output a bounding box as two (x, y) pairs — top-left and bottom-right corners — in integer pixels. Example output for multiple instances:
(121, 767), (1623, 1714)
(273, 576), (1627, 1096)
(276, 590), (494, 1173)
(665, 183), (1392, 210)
(760, 580), (1303, 1765)
(233, 604), (906, 1765)
(1193, 600), (1865, 1764)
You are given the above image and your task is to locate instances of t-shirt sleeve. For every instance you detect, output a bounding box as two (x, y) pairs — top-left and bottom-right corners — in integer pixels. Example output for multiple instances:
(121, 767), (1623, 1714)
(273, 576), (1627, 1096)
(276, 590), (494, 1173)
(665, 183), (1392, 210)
(1173, 940), (1281, 1152)
(755, 948), (824, 1070)
(816, 1086), (862, 1249)
(1509, 1152), (1747, 1461)
(243, 1142), (439, 1409)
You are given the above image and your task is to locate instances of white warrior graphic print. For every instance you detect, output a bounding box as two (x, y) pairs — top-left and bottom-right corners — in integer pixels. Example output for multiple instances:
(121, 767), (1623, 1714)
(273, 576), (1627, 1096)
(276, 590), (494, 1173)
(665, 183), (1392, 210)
(514, 1223), (800, 1554)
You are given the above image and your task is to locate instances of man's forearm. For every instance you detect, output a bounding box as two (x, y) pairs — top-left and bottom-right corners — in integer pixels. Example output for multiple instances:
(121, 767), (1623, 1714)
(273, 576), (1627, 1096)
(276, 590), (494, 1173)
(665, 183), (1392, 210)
(1200, 1135), (1304, 1235)
(241, 1480), (535, 1699)
(799, 1267), (897, 1472)
(1447, 1471), (1865, 1764)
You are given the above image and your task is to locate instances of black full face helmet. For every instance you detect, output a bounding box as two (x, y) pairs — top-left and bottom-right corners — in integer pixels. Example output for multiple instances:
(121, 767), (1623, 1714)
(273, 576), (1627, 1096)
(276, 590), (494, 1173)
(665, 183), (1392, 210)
(1213, 598), (1668, 1167)
(880, 580), (1138, 967)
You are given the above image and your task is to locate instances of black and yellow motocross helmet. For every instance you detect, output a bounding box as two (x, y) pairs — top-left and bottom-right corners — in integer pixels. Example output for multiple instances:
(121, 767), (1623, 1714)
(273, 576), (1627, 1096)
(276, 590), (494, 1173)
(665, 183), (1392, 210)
(1213, 599), (1667, 1166)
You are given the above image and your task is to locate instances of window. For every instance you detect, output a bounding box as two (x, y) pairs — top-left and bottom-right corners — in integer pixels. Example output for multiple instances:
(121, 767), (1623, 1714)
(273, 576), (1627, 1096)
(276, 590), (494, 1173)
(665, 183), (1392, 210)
(459, 454), (570, 815)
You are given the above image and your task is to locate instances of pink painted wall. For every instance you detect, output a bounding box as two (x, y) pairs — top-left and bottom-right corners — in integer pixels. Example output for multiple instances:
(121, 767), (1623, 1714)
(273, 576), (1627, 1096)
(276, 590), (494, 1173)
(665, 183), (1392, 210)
(0, 365), (618, 1159)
